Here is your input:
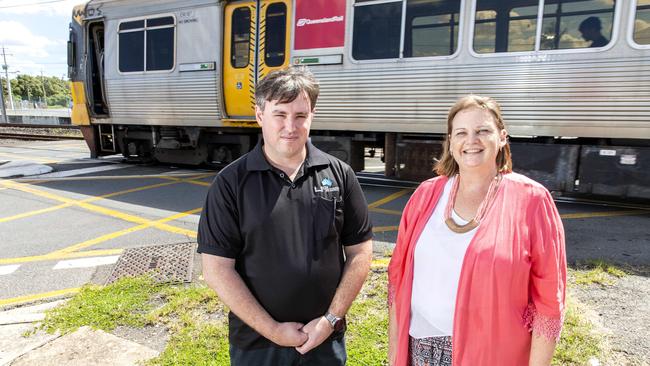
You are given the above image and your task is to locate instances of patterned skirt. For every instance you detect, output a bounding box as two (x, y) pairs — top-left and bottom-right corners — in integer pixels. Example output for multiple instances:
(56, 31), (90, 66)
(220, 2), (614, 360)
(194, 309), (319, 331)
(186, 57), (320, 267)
(409, 336), (453, 366)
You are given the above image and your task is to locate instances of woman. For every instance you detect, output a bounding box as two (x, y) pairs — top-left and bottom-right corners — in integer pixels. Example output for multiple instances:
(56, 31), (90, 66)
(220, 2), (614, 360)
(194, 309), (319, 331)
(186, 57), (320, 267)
(388, 95), (566, 366)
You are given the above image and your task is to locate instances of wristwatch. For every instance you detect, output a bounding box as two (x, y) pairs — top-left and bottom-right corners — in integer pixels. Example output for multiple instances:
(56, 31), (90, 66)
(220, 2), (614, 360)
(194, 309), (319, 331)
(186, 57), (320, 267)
(324, 312), (345, 332)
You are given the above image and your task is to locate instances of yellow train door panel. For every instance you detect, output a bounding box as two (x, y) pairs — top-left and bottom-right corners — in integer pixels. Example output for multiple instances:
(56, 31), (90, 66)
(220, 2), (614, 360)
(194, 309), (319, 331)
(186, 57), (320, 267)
(223, 0), (291, 119)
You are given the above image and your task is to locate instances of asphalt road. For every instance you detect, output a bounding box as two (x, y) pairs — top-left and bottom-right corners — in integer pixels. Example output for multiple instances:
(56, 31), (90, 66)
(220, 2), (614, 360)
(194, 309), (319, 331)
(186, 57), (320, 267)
(1, 139), (648, 307)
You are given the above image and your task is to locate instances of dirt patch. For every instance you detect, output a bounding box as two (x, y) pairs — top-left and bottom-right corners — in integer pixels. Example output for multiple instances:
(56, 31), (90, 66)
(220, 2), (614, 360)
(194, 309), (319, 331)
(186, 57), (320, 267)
(570, 266), (650, 365)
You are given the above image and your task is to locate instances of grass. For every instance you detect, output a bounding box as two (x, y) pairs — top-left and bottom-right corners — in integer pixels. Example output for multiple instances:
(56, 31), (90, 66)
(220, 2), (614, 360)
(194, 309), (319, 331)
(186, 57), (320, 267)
(552, 297), (605, 365)
(40, 276), (158, 334)
(38, 264), (607, 366)
(575, 259), (627, 286)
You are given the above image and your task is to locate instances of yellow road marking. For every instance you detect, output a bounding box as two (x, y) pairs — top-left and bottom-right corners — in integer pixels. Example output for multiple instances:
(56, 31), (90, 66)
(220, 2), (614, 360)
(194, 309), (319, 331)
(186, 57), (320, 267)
(0, 151), (59, 164)
(0, 171), (211, 224)
(371, 258), (390, 268)
(0, 180), (197, 237)
(373, 225), (399, 233)
(0, 180), (179, 224)
(370, 207), (403, 216)
(0, 287), (81, 308)
(368, 189), (411, 209)
(50, 207), (202, 255)
(561, 210), (650, 220)
(18, 172), (215, 183)
(0, 249), (124, 266)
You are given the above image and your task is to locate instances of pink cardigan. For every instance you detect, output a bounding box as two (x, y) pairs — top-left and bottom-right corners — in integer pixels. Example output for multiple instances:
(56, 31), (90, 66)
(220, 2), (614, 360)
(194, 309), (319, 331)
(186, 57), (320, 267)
(388, 173), (566, 366)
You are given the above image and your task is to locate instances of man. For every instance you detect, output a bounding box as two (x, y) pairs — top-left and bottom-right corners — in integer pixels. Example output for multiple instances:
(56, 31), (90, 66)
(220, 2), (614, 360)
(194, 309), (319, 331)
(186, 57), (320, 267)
(198, 67), (373, 365)
(579, 16), (609, 48)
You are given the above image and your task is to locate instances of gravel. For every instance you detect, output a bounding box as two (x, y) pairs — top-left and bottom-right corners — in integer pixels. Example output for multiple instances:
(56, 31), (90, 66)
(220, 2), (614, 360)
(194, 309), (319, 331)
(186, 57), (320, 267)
(570, 266), (650, 365)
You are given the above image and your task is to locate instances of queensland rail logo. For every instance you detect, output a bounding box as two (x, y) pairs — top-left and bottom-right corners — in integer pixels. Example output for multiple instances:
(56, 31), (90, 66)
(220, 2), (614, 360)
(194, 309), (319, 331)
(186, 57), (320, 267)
(314, 177), (339, 193)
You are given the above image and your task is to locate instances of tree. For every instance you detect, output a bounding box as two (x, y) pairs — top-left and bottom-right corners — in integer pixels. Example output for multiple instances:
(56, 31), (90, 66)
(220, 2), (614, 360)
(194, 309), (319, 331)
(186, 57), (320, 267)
(9, 74), (71, 107)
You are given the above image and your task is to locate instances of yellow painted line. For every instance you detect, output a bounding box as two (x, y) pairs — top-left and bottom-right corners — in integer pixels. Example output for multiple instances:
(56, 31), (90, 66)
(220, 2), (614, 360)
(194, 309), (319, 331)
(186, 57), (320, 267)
(0, 287), (81, 308)
(368, 189), (411, 209)
(0, 180), (179, 224)
(18, 173), (213, 183)
(561, 210), (650, 220)
(0, 249), (124, 266)
(0, 151), (59, 164)
(371, 258), (390, 268)
(373, 225), (399, 233)
(370, 207), (403, 216)
(51, 207), (202, 255)
(0, 180), (196, 237)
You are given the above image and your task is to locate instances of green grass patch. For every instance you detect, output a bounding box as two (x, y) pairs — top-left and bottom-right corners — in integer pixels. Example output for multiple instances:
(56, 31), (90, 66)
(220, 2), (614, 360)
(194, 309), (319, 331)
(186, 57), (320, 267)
(40, 276), (158, 334)
(575, 259), (627, 286)
(346, 268), (389, 365)
(148, 321), (229, 366)
(39, 267), (607, 366)
(553, 297), (605, 365)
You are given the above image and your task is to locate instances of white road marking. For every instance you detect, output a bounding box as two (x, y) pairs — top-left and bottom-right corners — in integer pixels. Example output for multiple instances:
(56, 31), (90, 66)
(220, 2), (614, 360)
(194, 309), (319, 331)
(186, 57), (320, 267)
(32, 164), (129, 178)
(52, 256), (120, 270)
(0, 265), (21, 275)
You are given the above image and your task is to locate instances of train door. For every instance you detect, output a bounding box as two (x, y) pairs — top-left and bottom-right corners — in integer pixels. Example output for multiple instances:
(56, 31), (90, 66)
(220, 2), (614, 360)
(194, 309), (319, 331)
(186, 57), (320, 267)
(223, 0), (291, 119)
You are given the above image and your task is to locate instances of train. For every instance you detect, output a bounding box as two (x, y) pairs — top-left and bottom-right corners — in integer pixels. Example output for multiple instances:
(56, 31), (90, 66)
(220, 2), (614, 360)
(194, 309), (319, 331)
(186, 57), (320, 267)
(68, 0), (650, 199)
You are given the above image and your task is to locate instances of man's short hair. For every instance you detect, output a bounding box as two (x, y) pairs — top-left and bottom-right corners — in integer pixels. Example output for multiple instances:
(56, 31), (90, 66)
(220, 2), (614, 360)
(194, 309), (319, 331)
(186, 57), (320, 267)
(255, 67), (320, 111)
(579, 16), (602, 32)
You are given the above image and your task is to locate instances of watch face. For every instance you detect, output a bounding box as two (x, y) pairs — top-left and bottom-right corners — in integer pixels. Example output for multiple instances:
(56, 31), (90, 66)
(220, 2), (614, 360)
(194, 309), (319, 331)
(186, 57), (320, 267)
(333, 318), (345, 332)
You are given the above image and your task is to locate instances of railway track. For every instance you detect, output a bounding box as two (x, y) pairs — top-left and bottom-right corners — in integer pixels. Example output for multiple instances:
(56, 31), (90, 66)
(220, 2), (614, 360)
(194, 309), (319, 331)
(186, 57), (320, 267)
(0, 124), (83, 141)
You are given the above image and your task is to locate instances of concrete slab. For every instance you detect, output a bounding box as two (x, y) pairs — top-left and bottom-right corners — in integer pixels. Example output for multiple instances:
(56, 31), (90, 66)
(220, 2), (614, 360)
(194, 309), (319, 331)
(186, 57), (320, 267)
(0, 323), (60, 366)
(0, 161), (53, 178)
(11, 326), (159, 366)
(0, 300), (67, 366)
(0, 300), (66, 325)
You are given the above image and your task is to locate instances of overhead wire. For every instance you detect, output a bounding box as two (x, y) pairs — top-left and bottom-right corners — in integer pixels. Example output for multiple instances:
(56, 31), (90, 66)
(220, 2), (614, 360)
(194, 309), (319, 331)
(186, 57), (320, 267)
(0, 0), (70, 9)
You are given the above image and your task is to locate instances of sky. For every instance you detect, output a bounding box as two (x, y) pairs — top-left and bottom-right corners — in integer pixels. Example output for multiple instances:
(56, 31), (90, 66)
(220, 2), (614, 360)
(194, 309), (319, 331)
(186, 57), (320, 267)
(0, 0), (80, 80)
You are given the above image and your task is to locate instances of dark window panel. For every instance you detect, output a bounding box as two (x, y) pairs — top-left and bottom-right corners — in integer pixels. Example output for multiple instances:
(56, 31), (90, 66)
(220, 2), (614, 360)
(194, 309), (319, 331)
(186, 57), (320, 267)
(264, 3), (287, 67)
(146, 27), (174, 71)
(231, 7), (251, 68)
(353, 2), (402, 60)
(119, 20), (144, 31)
(147, 16), (175, 27)
(404, 0), (461, 58)
(119, 31), (144, 72)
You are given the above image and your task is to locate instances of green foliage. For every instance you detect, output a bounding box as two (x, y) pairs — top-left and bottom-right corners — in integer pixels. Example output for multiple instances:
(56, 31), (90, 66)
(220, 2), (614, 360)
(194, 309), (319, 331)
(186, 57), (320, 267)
(575, 259), (627, 286)
(40, 276), (159, 334)
(347, 268), (389, 365)
(552, 297), (604, 365)
(3, 74), (71, 107)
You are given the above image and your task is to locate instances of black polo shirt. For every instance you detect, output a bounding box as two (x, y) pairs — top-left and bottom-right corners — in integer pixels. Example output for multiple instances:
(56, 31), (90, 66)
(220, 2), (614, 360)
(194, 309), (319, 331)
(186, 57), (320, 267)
(197, 141), (373, 349)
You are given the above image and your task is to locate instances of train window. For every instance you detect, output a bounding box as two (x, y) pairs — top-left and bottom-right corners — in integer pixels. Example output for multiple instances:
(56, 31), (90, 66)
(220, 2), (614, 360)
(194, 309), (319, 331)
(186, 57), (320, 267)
(264, 3), (287, 67)
(147, 27), (174, 71)
(119, 20), (144, 31)
(540, 0), (614, 50)
(404, 0), (461, 57)
(119, 16), (175, 73)
(634, 0), (650, 45)
(119, 31), (145, 72)
(147, 16), (174, 27)
(352, 0), (402, 60)
(231, 8), (251, 68)
(474, 0), (538, 53)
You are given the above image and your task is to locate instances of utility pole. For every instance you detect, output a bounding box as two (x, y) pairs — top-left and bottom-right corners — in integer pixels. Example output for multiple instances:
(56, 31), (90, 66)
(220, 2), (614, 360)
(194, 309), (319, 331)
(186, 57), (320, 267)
(0, 75), (7, 123)
(40, 70), (47, 107)
(1, 46), (14, 110)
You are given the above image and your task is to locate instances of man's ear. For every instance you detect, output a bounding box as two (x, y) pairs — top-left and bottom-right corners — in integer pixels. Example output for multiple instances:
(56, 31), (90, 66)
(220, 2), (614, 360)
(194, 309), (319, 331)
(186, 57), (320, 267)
(255, 105), (263, 127)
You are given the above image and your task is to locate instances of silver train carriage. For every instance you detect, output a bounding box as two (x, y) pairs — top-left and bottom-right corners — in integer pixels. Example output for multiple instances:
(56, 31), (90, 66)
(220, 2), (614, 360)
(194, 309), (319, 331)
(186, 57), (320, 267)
(67, 0), (650, 199)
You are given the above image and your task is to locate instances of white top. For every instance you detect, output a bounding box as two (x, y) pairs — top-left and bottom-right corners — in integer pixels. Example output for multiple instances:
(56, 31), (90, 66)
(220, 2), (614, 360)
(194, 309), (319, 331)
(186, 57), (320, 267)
(409, 177), (478, 338)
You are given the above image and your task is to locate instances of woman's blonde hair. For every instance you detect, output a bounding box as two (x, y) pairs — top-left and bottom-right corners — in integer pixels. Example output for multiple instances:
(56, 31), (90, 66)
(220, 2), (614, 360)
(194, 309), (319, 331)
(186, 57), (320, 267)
(434, 95), (512, 176)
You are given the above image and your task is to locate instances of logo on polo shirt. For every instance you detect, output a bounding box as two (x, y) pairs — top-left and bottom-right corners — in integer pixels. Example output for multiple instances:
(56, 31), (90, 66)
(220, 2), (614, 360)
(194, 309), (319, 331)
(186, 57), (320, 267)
(314, 177), (339, 194)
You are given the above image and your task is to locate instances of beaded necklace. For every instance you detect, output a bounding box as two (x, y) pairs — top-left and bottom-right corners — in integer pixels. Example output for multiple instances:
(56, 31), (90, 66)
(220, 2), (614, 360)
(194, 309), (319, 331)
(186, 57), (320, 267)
(444, 174), (502, 234)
